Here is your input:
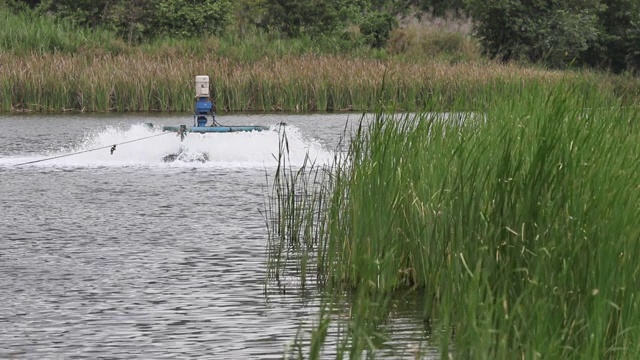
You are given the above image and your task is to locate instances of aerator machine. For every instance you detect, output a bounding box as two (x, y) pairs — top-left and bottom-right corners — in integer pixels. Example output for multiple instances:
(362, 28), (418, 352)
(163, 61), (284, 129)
(159, 75), (270, 135)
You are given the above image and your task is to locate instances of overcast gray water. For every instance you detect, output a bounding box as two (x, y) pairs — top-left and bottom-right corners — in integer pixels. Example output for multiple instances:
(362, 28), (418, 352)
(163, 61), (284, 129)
(0, 113), (433, 359)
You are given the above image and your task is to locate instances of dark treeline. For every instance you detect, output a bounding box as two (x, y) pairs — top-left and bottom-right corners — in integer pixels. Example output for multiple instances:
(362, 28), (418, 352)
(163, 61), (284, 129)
(466, 0), (640, 75)
(3, 0), (639, 75)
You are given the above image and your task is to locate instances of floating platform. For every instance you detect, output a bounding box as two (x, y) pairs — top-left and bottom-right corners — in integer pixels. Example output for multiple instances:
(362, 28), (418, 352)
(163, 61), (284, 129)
(162, 125), (270, 133)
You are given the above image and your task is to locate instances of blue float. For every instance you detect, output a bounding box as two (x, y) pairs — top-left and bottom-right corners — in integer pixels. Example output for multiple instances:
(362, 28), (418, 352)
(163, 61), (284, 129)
(162, 125), (270, 133)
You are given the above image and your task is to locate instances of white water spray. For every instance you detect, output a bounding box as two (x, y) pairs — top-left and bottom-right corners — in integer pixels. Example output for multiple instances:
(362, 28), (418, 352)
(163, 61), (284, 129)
(3, 123), (334, 168)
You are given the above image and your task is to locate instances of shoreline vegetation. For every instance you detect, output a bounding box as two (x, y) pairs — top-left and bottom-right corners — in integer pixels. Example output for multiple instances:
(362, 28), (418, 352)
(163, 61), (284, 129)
(4, 52), (618, 113)
(1, 6), (639, 114)
(266, 86), (640, 358)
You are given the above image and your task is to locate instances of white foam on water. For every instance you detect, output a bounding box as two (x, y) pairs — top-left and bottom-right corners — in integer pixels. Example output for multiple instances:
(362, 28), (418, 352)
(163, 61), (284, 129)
(2, 123), (334, 169)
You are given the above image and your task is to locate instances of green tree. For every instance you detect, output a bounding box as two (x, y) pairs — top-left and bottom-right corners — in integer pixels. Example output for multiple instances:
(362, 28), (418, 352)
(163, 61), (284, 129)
(36, 0), (152, 41)
(253, 0), (401, 48)
(2, 0), (41, 10)
(467, 0), (640, 73)
(407, 0), (466, 16)
(629, 20), (640, 74)
(465, 0), (603, 68)
(258, 0), (345, 37)
(106, 0), (152, 43)
(233, 0), (268, 30)
(151, 0), (234, 38)
(21, 0), (39, 7)
(360, 11), (398, 48)
(582, 0), (640, 73)
(37, 0), (111, 28)
(37, 0), (233, 41)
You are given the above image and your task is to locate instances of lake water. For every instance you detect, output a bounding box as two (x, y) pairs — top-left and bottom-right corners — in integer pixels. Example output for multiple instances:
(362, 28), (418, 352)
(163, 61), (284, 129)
(0, 113), (435, 359)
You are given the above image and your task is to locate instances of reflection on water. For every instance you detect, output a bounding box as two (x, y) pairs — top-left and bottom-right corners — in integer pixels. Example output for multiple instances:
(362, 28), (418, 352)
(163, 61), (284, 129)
(0, 113), (433, 358)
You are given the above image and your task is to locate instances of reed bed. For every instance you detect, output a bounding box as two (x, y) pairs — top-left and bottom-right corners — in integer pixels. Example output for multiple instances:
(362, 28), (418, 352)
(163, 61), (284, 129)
(1, 51), (626, 113)
(265, 83), (640, 358)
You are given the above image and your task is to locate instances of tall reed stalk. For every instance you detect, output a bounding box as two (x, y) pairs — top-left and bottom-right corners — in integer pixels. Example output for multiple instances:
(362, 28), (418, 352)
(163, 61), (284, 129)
(265, 83), (640, 358)
(4, 51), (631, 113)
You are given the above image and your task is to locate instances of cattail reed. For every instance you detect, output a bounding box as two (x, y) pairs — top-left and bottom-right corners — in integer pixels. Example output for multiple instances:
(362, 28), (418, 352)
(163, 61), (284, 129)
(265, 84), (640, 358)
(3, 52), (631, 113)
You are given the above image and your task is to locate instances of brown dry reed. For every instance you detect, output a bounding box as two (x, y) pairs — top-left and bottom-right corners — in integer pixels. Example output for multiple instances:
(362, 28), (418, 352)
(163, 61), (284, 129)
(1, 51), (622, 114)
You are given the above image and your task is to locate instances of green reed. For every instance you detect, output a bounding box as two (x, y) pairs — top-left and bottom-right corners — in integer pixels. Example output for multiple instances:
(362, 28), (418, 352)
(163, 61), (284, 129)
(265, 82), (640, 358)
(0, 6), (124, 56)
(3, 31), (638, 112)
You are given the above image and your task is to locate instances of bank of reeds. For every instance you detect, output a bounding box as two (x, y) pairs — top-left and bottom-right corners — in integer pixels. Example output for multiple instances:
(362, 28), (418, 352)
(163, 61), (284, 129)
(266, 83), (640, 358)
(3, 51), (630, 113)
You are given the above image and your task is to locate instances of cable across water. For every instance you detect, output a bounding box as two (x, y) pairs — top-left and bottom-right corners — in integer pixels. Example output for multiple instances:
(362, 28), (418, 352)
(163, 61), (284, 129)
(14, 131), (173, 166)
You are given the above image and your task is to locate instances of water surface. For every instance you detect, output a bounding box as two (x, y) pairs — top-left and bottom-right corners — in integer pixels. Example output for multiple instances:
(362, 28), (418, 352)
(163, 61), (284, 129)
(0, 113), (433, 359)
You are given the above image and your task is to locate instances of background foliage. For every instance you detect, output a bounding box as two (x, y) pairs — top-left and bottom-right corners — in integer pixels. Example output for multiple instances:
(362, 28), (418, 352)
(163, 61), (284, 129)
(30, 0), (234, 41)
(464, 0), (640, 74)
(0, 0), (639, 74)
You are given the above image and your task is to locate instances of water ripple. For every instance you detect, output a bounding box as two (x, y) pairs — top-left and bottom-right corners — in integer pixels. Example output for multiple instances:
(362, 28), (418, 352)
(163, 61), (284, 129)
(0, 114), (430, 359)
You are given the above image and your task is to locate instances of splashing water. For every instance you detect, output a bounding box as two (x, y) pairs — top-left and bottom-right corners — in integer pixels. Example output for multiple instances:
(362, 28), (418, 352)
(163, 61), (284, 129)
(3, 123), (334, 169)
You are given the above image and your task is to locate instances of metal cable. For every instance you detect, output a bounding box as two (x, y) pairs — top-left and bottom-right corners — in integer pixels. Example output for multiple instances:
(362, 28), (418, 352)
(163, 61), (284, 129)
(14, 131), (173, 166)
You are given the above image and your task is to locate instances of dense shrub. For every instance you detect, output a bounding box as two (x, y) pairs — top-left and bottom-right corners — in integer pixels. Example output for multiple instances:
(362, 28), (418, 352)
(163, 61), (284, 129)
(360, 11), (398, 48)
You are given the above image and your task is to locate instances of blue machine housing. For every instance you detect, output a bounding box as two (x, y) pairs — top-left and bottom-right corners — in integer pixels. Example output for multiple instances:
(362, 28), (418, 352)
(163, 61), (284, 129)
(194, 97), (213, 127)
